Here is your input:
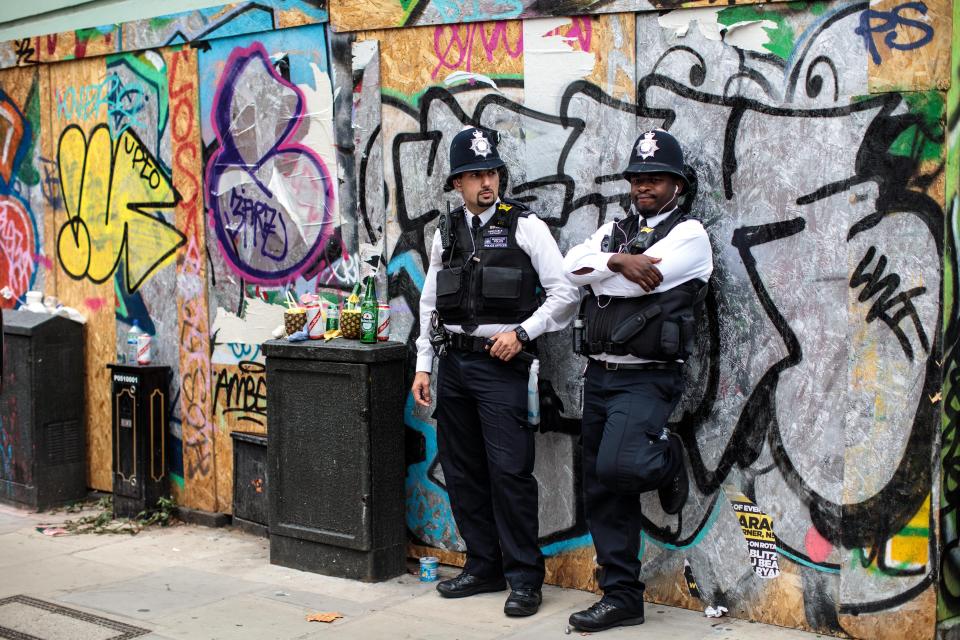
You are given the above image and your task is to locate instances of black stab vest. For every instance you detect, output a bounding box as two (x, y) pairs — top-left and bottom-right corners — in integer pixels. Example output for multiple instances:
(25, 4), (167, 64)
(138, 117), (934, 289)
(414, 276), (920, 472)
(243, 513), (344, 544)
(434, 199), (542, 326)
(579, 211), (708, 360)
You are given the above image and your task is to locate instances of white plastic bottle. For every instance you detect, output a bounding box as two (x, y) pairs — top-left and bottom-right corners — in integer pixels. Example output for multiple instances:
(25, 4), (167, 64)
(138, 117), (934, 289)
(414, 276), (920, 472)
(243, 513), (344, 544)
(527, 358), (541, 428)
(126, 320), (144, 365)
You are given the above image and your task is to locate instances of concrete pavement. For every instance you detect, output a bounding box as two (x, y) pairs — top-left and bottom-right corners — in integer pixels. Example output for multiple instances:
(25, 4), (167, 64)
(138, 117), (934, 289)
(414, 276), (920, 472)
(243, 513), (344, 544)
(0, 503), (826, 639)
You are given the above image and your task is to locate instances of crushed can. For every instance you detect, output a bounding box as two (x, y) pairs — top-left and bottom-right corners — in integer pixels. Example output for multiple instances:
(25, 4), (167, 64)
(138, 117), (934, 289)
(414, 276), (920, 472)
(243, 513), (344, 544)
(377, 303), (390, 342)
(305, 304), (324, 339)
(136, 333), (152, 365)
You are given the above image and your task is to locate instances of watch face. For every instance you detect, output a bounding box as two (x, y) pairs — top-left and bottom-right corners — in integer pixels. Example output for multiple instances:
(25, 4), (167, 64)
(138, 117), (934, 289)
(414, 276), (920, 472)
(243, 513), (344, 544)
(516, 327), (529, 344)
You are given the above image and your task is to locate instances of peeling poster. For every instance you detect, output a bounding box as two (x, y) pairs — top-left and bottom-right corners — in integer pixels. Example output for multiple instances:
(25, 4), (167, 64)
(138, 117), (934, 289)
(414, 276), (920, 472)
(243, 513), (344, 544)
(730, 492), (780, 579)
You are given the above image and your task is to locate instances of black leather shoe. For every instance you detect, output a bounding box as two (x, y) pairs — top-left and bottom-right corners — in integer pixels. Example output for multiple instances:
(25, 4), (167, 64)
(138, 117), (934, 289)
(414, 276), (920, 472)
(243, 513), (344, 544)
(569, 600), (644, 632)
(658, 432), (689, 515)
(436, 573), (506, 598)
(504, 588), (542, 617)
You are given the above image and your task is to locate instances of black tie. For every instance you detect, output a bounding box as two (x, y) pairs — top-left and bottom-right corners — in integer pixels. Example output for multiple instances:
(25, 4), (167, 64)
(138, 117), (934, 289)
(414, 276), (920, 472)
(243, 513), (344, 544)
(464, 215), (482, 335)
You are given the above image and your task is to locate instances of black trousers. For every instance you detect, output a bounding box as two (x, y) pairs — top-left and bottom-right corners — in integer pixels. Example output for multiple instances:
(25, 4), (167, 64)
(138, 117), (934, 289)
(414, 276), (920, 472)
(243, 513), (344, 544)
(435, 349), (544, 589)
(581, 361), (684, 612)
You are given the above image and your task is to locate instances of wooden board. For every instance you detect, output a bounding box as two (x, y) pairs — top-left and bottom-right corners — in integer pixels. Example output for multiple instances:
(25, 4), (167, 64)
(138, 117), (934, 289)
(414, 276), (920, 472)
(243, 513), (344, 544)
(166, 46), (217, 513)
(366, 20), (523, 99)
(840, 584), (936, 639)
(585, 13), (636, 103)
(43, 56), (115, 492)
(868, 0), (953, 93)
(329, 0), (797, 32)
(0, 1), (329, 71)
(211, 360), (268, 514)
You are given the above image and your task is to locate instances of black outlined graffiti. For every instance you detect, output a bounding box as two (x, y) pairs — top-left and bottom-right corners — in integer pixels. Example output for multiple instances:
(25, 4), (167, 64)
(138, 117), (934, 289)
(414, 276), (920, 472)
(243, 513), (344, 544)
(374, 2), (944, 624)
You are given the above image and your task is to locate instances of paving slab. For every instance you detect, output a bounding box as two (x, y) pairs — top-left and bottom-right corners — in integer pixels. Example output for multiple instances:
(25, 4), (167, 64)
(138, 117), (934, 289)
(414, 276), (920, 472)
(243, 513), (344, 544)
(152, 593), (317, 640)
(0, 504), (825, 640)
(57, 567), (266, 622)
(0, 508), (28, 535)
(3, 553), (138, 599)
(257, 586), (386, 618)
(73, 526), (262, 573)
(307, 609), (497, 640)
(376, 583), (590, 634)
(0, 529), (116, 567)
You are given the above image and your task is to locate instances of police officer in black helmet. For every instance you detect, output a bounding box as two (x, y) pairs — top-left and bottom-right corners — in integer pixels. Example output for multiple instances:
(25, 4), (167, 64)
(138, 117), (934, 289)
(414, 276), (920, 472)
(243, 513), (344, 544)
(563, 129), (713, 632)
(412, 126), (577, 616)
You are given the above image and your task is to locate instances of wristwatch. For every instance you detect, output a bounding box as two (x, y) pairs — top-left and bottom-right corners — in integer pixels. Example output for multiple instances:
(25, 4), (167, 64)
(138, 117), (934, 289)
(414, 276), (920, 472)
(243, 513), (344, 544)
(514, 326), (530, 345)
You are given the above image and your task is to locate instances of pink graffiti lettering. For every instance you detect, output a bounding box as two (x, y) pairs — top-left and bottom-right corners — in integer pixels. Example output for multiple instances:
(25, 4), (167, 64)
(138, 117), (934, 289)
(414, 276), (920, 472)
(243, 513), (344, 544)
(431, 21), (523, 79)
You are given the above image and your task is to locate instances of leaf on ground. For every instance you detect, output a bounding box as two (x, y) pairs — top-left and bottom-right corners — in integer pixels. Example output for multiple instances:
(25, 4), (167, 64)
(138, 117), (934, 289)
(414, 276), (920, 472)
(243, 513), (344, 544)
(306, 612), (343, 623)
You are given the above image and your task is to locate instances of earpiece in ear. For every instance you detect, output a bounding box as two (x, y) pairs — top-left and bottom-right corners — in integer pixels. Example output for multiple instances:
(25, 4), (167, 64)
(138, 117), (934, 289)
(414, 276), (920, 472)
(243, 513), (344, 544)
(674, 185), (679, 195)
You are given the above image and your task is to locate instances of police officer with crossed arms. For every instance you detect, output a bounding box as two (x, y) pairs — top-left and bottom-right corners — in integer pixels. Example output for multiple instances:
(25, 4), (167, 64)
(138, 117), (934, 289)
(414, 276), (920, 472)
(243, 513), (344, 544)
(563, 129), (713, 632)
(412, 126), (578, 617)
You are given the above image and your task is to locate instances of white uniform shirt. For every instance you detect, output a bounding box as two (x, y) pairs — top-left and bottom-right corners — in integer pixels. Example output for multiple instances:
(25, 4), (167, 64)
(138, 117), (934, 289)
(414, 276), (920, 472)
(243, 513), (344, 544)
(416, 201), (579, 373)
(562, 207), (713, 363)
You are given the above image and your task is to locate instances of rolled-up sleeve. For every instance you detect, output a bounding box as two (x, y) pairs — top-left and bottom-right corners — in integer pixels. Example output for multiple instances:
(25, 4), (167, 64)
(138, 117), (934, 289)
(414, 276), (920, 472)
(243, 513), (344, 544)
(563, 223), (618, 286)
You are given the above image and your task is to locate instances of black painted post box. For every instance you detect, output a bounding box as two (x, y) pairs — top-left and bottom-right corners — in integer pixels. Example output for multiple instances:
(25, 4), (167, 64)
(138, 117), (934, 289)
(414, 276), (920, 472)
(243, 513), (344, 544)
(0, 310), (85, 509)
(263, 339), (407, 581)
(231, 431), (268, 537)
(108, 364), (169, 518)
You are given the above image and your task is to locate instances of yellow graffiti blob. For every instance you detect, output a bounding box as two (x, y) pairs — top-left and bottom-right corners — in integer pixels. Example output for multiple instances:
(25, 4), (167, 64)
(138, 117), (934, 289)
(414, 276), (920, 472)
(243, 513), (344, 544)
(57, 123), (184, 292)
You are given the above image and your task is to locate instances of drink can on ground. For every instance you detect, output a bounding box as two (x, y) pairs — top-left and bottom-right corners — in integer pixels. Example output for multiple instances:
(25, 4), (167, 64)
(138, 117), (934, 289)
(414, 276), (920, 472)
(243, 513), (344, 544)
(419, 556), (438, 582)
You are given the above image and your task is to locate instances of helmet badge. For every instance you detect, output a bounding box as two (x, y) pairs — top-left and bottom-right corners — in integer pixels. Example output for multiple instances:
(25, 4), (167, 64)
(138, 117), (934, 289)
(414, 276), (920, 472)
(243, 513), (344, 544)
(469, 129), (492, 158)
(636, 132), (659, 160)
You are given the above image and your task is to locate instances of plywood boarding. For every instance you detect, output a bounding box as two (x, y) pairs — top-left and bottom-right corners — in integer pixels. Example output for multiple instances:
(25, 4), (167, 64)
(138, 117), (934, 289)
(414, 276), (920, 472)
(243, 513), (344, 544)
(0, 1), (328, 71)
(368, 20), (523, 99)
(329, 0), (796, 32)
(585, 13), (636, 103)
(840, 584), (936, 640)
(38, 66), (57, 308)
(868, 0), (952, 93)
(166, 45), (217, 512)
(43, 56), (115, 492)
(45, 31), (119, 63)
(350, 39), (389, 301)
(211, 361), (268, 514)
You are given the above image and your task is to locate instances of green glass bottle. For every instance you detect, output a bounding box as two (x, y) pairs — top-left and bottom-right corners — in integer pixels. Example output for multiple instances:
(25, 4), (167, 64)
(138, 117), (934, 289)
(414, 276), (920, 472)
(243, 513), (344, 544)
(359, 276), (378, 344)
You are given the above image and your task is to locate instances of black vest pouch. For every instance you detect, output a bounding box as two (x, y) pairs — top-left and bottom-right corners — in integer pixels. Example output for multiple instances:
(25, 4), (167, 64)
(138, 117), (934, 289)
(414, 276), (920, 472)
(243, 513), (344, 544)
(609, 304), (662, 345)
(660, 320), (680, 357)
(584, 280), (704, 360)
(480, 265), (522, 311)
(435, 267), (465, 315)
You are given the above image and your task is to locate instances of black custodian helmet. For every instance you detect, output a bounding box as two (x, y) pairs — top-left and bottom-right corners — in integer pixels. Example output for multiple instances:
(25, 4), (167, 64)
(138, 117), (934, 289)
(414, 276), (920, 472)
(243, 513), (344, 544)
(445, 126), (505, 191)
(623, 129), (689, 187)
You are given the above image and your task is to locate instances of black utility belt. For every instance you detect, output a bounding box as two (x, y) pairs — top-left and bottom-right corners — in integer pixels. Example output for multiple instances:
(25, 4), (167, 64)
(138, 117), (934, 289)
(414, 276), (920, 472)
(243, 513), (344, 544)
(447, 333), (489, 353)
(446, 331), (538, 357)
(588, 359), (682, 372)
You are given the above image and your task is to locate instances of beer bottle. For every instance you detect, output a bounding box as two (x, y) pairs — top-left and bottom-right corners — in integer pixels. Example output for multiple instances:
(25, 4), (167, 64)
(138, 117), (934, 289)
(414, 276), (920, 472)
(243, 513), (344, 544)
(359, 276), (378, 344)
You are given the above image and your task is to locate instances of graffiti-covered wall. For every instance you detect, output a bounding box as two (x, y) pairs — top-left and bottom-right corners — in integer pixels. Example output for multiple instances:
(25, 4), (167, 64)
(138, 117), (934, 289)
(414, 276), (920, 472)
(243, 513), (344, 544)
(0, 1), (954, 638)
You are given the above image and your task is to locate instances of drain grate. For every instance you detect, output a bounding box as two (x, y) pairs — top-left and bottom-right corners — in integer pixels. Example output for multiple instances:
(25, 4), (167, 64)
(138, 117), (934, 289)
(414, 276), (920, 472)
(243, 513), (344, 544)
(0, 595), (150, 640)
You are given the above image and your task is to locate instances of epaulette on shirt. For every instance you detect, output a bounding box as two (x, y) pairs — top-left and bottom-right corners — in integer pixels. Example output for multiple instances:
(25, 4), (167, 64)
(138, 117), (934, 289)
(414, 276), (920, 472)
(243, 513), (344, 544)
(494, 198), (533, 227)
